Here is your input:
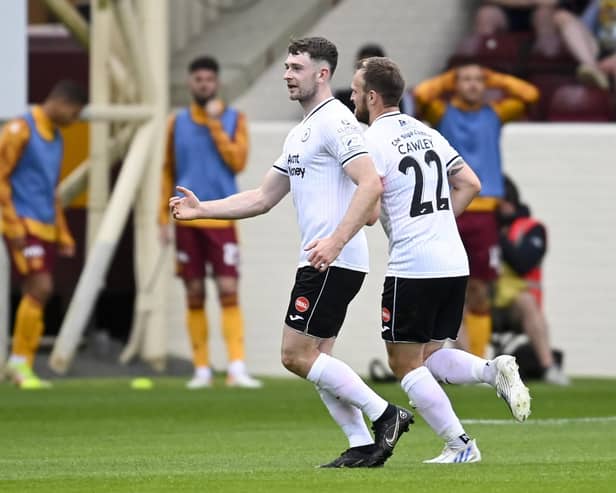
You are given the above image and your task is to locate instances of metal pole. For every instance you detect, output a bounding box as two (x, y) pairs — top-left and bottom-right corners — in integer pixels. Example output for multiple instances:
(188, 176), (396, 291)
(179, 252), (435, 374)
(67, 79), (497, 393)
(87, 0), (112, 251)
(43, 0), (90, 49)
(50, 121), (156, 374)
(113, 0), (155, 103)
(82, 104), (154, 121)
(58, 123), (137, 207)
(126, 0), (169, 368)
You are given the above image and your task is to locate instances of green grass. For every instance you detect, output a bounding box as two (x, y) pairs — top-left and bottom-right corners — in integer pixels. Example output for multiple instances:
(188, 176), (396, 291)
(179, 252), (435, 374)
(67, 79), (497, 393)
(1, 377), (615, 493)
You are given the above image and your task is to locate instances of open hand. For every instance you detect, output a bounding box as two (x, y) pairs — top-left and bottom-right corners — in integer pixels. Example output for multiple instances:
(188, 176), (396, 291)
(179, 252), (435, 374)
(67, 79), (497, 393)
(169, 186), (201, 221)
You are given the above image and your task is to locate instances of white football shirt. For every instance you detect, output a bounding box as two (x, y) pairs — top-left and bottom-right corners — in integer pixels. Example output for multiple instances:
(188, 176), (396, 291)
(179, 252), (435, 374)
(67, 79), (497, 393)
(272, 97), (370, 272)
(364, 111), (469, 278)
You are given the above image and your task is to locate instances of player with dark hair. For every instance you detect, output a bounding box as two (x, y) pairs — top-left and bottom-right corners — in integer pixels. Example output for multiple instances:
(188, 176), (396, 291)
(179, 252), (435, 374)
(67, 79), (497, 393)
(1, 80), (86, 388)
(160, 55), (261, 389)
(351, 56), (531, 462)
(170, 37), (412, 468)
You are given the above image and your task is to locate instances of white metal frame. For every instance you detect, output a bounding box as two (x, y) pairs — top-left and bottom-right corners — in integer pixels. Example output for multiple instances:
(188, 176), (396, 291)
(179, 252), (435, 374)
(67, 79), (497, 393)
(47, 0), (170, 373)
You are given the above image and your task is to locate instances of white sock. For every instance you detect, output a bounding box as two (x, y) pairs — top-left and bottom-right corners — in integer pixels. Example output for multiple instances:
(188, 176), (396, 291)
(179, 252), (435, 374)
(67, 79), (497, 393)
(195, 366), (212, 380)
(425, 348), (497, 386)
(317, 386), (374, 448)
(401, 366), (468, 447)
(9, 355), (27, 365)
(227, 360), (246, 377)
(306, 353), (388, 422)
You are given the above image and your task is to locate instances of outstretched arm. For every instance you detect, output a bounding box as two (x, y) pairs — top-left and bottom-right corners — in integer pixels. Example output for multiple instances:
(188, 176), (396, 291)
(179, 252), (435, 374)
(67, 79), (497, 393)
(447, 158), (482, 217)
(305, 155), (382, 269)
(169, 168), (290, 221)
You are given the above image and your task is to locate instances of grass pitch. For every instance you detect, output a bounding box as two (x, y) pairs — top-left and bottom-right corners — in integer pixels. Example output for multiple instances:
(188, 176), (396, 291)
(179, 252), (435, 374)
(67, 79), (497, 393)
(1, 377), (615, 493)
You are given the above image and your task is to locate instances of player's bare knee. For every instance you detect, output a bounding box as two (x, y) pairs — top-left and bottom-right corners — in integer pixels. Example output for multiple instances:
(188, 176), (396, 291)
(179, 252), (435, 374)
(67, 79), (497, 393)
(466, 279), (490, 313)
(219, 292), (238, 307)
(24, 274), (53, 304)
(185, 280), (205, 309)
(387, 348), (422, 379)
(280, 347), (306, 376)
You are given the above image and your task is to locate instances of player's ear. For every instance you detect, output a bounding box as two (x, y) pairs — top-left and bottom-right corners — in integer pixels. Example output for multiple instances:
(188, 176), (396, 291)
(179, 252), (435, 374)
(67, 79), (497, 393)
(319, 66), (330, 82)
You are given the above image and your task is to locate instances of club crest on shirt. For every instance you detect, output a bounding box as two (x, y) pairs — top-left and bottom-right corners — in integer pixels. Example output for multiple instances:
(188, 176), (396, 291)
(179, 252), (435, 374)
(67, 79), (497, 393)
(342, 133), (363, 152)
(301, 127), (311, 142)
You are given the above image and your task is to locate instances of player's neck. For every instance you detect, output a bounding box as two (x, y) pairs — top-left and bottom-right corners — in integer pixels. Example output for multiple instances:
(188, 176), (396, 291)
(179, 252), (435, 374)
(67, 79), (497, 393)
(300, 87), (333, 116)
(370, 105), (400, 125)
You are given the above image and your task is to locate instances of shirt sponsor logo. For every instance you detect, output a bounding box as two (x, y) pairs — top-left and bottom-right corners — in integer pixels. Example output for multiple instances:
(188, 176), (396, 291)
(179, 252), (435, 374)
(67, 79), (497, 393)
(289, 167), (306, 178)
(287, 153), (300, 165)
(295, 296), (310, 313)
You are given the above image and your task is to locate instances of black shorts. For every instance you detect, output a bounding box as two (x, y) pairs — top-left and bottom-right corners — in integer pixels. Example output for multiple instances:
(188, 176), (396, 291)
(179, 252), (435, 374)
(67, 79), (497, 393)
(381, 276), (468, 343)
(285, 266), (365, 338)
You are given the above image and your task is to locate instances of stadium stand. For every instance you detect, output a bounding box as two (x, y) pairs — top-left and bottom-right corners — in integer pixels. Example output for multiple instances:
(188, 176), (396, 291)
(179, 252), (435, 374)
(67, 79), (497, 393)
(446, 4), (615, 122)
(548, 83), (615, 121)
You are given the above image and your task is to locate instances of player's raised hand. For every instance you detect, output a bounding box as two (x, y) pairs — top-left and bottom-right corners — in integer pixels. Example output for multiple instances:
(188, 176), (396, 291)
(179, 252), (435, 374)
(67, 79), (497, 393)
(170, 186), (201, 220)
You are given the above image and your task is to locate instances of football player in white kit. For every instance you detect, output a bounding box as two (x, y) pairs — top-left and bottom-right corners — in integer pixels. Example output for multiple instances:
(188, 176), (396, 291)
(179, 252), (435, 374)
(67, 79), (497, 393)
(350, 56), (532, 463)
(170, 37), (412, 468)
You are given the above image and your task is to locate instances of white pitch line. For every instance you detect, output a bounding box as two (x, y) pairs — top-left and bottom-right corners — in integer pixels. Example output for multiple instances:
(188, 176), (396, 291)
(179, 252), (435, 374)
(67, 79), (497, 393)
(461, 416), (616, 426)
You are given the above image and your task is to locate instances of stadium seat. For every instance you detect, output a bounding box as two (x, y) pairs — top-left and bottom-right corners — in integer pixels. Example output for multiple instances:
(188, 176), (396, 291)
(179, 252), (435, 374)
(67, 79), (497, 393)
(448, 33), (525, 74)
(524, 38), (577, 76)
(526, 74), (578, 121)
(547, 84), (615, 122)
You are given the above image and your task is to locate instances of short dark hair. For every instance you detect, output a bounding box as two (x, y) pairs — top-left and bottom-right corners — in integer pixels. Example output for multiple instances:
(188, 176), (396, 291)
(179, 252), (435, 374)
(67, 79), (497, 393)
(188, 55), (220, 74)
(47, 80), (87, 106)
(356, 43), (386, 61)
(288, 36), (338, 76)
(503, 175), (520, 206)
(356, 57), (405, 107)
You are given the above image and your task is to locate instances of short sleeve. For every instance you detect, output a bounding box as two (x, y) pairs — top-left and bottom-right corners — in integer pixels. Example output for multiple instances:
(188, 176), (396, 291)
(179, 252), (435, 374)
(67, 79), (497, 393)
(364, 134), (387, 178)
(323, 116), (368, 167)
(272, 153), (289, 175)
(432, 130), (462, 170)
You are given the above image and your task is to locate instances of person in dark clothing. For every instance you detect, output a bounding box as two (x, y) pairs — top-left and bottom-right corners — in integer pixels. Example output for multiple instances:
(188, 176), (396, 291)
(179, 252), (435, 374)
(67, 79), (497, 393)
(494, 176), (569, 385)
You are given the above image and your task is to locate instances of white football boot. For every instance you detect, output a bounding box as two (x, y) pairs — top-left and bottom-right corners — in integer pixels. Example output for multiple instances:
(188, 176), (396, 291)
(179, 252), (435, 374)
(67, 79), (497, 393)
(424, 439), (482, 464)
(494, 355), (532, 422)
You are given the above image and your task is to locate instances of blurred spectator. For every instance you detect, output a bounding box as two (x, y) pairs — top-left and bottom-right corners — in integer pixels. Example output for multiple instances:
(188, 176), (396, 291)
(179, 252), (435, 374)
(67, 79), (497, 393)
(580, 0), (616, 87)
(160, 55), (262, 389)
(414, 64), (538, 357)
(474, 0), (610, 88)
(334, 43), (414, 115)
(1, 80), (87, 388)
(494, 176), (569, 385)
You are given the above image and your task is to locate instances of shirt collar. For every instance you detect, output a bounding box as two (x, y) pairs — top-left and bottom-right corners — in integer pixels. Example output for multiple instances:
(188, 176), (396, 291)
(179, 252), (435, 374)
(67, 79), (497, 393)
(32, 105), (56, 141)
